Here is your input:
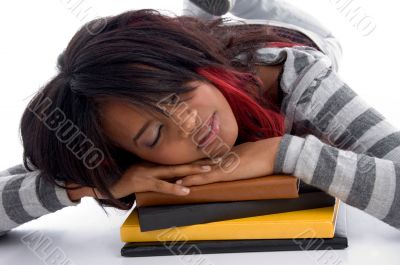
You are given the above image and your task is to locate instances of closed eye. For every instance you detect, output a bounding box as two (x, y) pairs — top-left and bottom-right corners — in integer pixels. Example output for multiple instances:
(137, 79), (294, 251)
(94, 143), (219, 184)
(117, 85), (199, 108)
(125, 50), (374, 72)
(150, 124), (163, 148)
(150, 94), (193, 148)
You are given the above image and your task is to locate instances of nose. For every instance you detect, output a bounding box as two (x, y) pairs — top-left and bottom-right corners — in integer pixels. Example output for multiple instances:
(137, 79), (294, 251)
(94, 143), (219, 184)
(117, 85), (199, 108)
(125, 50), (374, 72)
(179, 108), (200, 138)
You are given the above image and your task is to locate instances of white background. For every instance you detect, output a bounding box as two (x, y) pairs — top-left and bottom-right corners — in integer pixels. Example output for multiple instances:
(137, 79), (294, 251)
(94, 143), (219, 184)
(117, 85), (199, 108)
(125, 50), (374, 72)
(1, 0), (400, 169)
(1, 0), (400, 264)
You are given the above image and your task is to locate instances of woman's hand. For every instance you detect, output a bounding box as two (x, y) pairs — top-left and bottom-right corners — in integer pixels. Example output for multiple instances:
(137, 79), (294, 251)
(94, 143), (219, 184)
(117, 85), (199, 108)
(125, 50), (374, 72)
(175, 136), (283, 186)
(95, 160), (214, 199)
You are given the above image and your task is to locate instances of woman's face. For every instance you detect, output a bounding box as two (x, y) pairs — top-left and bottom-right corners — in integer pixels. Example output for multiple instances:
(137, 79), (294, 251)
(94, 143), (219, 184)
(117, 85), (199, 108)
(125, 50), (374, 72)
(99, 80), (238, 165)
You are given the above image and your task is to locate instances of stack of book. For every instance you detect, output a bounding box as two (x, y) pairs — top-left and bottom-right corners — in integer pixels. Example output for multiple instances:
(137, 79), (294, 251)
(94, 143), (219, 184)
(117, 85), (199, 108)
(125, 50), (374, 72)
(120, 175), (348, 257)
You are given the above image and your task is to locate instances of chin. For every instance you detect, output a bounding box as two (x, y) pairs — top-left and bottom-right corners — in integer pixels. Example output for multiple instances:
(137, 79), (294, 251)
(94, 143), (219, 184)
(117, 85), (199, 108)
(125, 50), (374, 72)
(218, 110), (238, 145)
(223, 112), (239, 147)
(224, 125), (239, 149)
(210, 121), (238, 158)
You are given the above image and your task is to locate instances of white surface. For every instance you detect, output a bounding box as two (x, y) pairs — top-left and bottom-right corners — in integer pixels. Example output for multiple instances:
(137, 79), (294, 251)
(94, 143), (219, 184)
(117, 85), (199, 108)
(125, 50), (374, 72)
(0, 201), (399, 265)
(1, 0), (400, 263)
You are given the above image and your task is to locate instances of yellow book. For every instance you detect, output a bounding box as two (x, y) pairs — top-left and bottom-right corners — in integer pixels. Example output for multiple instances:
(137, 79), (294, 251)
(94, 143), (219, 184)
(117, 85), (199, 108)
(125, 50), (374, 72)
(120, 199), (340, 243)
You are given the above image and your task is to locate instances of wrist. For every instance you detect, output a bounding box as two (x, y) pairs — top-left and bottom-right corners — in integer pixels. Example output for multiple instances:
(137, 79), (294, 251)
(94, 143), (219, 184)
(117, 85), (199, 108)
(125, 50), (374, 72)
(257, 136), (283, 176)
(269, 136), (284, 173)
(273, 134), (304, 174)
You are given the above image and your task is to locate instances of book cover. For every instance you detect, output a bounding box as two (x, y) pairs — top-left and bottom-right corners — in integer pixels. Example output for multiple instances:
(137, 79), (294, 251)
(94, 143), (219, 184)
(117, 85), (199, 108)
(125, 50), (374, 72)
(138, 191), (335, 231)
(121, 200), (340, 242)
(120, 200), (346, 257)
(135, 175), (299, 207)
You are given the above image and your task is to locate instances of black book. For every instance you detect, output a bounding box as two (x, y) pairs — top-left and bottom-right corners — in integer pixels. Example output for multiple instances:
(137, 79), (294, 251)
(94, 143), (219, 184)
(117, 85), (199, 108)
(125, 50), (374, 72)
(137, 191), (335, 231)
(121, 200), (348, 257)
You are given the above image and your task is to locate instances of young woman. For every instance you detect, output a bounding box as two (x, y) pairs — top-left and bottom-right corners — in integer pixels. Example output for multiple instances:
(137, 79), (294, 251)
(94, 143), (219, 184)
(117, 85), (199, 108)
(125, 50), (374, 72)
(1, 0), (399, 237)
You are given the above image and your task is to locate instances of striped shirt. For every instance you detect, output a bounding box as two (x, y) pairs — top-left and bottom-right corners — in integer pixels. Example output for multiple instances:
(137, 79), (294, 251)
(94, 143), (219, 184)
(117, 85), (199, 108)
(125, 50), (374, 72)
(262, 45), (400, 229)
(1, 35), (399, 235)
(0, 164), (80, 235)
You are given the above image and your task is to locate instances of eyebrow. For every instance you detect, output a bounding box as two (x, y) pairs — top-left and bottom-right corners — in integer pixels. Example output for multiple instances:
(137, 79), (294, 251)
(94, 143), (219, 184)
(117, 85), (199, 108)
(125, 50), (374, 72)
(132, 120), (151, 144)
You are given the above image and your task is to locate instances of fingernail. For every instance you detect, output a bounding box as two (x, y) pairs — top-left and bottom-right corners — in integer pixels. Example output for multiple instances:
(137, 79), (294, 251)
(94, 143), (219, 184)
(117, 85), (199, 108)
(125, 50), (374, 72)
(201, 165), (211, 171)
(215, 157), (222, 162)
(181, 187), (190, 194)
(176, 179), (183, 184)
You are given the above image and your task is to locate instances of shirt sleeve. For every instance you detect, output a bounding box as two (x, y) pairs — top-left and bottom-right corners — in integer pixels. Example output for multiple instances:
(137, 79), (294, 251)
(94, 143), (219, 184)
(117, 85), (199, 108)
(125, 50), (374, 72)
(0, 164), (80, 236)
(271, 46), (400, 229)
(260, 44), (400, 162)
(274, 133), (400, 229)
(283, 56), (400, 163)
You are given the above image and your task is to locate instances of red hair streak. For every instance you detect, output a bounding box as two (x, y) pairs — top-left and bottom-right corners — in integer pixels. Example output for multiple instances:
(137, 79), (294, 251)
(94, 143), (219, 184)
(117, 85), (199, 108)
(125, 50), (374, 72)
(264, 41), (303, 48)
(196, 66), (285, 144)
(196, 42), (305, 144)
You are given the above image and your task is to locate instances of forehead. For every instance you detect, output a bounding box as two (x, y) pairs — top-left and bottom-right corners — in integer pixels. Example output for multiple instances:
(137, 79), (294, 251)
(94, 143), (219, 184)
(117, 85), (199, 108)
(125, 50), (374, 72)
(98, 100), (162, 145)
(99, 99), (164, 121)
(100, 100), (144, 122)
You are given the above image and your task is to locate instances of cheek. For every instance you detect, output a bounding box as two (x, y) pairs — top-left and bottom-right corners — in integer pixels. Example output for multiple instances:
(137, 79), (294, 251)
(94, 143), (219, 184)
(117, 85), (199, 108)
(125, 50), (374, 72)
(140, 142), (201, 165)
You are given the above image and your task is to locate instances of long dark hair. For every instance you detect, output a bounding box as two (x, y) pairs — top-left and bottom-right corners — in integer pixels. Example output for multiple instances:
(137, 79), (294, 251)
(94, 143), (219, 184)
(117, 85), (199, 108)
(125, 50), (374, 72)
(20, 9), (286, 210)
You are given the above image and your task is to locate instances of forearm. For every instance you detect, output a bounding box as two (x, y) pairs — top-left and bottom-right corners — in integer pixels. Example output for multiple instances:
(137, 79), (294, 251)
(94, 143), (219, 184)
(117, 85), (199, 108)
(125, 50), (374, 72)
(274, 134), (400, 229)
(0, 164), (80, 235)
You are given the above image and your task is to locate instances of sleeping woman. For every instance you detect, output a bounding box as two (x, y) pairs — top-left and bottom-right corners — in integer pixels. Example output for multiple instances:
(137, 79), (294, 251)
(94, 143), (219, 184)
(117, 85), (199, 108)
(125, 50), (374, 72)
(1, 0), (399, 237)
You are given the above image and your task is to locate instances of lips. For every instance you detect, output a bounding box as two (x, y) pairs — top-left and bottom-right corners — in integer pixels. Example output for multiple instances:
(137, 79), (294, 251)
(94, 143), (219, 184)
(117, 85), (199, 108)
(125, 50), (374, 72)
(197, 112), (219, 148)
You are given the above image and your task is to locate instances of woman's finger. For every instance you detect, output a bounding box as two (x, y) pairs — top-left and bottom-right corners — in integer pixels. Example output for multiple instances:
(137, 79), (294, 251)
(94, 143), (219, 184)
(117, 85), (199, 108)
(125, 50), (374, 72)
(150, 179), (191, 196)
(176, 172), (221, 186)
(152, 163), (212, 180)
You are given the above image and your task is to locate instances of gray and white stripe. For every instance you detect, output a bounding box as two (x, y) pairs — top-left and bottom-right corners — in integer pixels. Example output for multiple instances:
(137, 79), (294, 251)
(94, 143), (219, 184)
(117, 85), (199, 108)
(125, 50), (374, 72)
(269, 46), (400, 229)
(0, 165), (79, 235)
